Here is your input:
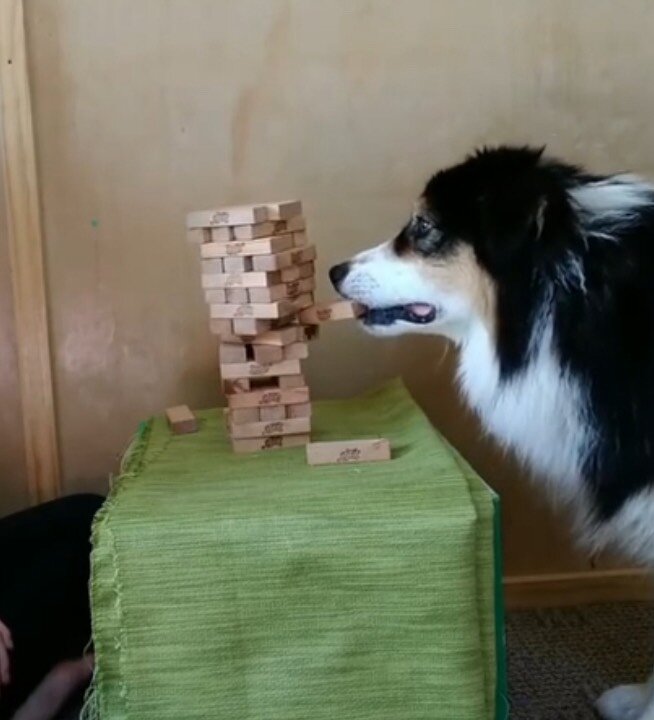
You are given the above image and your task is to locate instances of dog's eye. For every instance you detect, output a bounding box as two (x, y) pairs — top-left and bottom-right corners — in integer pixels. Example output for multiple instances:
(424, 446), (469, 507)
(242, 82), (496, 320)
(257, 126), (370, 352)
(413, 216), (433, 239)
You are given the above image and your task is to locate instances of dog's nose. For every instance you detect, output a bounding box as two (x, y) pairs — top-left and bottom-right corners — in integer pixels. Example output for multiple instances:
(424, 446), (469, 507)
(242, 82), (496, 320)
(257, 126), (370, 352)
(329, 261), (351, 290)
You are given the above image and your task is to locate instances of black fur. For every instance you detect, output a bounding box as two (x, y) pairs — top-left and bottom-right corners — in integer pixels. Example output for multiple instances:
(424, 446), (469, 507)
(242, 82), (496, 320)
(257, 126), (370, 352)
(409, 146), (654, 520)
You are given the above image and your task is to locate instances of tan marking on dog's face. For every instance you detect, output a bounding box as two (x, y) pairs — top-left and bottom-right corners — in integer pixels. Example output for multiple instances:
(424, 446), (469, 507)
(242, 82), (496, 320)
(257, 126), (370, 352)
(415, 244), (497, 336)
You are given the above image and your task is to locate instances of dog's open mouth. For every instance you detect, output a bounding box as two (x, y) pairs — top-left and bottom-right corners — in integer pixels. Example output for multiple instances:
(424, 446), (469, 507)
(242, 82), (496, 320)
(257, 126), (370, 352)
(358, 303), (438, 326)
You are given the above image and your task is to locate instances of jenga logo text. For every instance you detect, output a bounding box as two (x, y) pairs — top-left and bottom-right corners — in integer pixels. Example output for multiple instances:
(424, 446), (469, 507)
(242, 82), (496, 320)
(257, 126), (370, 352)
(235, 305), (253, 317)
(316, 308), (332, 321)
(261, 391), (282, 405)
(226, 243), (244, 255)
(338, 448), (361, 463)
(263, 436), (283, 449)
(264, 422), (284, 435)
(287, 281), (300, 297)
(250, 363), (268, 376)
(210, 211), (229, 225)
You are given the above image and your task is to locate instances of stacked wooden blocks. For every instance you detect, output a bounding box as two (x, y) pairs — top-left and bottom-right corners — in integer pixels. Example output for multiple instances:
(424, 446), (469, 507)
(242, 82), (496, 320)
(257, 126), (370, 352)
(187, 200), (316, 453)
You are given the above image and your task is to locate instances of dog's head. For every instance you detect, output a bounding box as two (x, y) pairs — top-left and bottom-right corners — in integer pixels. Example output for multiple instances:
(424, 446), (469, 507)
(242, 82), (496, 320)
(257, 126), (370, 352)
(330, 146), (577, 341)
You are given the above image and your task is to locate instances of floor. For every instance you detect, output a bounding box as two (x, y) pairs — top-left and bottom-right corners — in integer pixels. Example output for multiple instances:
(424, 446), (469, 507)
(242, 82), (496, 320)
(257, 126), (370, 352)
(507, 602), (654, 719)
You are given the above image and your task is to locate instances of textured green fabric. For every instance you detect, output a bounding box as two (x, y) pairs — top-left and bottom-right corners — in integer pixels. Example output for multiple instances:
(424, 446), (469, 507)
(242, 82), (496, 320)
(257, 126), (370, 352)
(89, 379), (502, 720)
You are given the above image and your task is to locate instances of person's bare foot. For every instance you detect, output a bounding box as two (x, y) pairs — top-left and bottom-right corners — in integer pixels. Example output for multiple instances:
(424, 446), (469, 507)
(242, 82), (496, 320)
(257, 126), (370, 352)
(12, 654), (94, 720)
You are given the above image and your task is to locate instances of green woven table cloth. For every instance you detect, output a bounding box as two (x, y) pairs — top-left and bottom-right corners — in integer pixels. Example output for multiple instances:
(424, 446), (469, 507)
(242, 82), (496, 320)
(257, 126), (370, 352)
(87, 379), (506, 720)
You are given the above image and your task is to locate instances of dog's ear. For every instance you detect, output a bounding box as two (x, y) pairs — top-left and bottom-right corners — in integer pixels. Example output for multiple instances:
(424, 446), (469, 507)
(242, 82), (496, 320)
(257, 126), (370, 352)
(477, 183), (550, 272)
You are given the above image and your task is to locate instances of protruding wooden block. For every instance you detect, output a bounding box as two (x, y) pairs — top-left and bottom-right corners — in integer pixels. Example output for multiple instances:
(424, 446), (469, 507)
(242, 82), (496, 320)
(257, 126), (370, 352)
(227, 386), (309, 409)
(299, 262), (314, 279)
(225, 287), (249, 304)
(279, 265), (301, 283)
(187, 205), (269, 228)
(306, 439), (391, 466)
(283, 342), (309, 360)
(165, 405), (198, 435)
(210, 300), (295, 320)
(228, 407), (259, 424)
(223, 256), (253, 273)
(287, 402), (311, 418)
(293, 231), (308, 247)
(299, 300), (363, 324)
(241, 326), (302, 347)
(201, 259), (224, 274)
(205, 288), (227, 303)
(209, 318), (233, 336)
(187, 228), (210, 244)
(264, 200), (302, 221)
(259, 405), (286, 422)
(223, 378), (250, 394)
(229, 417), (311, 440)
(210, 227), (232, 242)
(252, 245), (316, 272)
(231, 433), (309, 454)
(233, 220), (287, 240)
(221, 359), (302, 380)
(232, 318), (272, 336)
(252, 344), (284, 364)
(285, 216), (306, 232)
(220, 343), (248, 363)
(278, 374), (305, 389)
(291, 293), (314, 312)
(201, 235), (293, 259)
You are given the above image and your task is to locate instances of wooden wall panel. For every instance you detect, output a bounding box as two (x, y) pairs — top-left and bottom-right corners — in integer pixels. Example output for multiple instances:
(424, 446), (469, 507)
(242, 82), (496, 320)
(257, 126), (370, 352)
(22, 0), (654, 572)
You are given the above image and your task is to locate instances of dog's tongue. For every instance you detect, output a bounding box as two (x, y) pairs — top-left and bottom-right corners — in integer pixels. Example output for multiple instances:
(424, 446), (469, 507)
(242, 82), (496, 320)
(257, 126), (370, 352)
(407, 303), (434, 317)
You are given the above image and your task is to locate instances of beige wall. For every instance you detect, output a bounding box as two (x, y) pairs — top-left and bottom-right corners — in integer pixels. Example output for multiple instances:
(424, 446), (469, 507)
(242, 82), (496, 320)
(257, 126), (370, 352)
(7, 0), (654, 571)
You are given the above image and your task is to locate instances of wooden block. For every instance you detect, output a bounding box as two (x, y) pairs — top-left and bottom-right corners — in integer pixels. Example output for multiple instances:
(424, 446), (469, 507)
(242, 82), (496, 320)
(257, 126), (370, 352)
(248, 277), (315, 303)
(209, 318), (233, 336)
(227, 386), (309, 409)
(306, 439), (391, 466)
(187, 228), (210, 244)
(299, 300), (363, 324)
(287, 402), (311, 418)
(233, 220), (287, 240)
(291, 293), (314, 312)
(299, 262), (314, 279)
(279, 265), (301, 283)
(223, 256), (253, 273)
(240, 326), (302, 347)
(210, 300), (295, 320)
(278, 374), (305, 389)
(252, 245), (316, 272)
(264, 200), (303, 221)
(285, 215), (306, 232)
(221, 359), (302, 379)
(220, 343), (248, 363)
(210, 227), (232, 242)
(200, 270), (280, 288)
(232, 318), (272, 335)
(200, 235), (293, 258)
(201, 258), (224, 274)
(252, 344), (284, 364)
(186, 205), (269, 228)
(228, 407), (259, 424)
(205, 288), (227, 303)
(231, 433), (309, 454)
(166, 405), (198, 435)
(259, 404), (286, 421)
(225, 287), (249, 304)
(230, 417), (311, 440)
(283, 342), (309, 360)
(293, 231), (308, 247)
(223, 378), (250, 394)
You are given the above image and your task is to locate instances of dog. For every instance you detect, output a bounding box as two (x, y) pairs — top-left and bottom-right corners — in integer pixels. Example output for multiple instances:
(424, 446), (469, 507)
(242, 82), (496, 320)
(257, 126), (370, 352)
(330, 146), (654, 720)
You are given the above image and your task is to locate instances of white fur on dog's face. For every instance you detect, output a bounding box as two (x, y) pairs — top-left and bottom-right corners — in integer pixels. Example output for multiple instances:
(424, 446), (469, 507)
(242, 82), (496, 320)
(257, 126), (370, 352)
(338, 237), (496, 342)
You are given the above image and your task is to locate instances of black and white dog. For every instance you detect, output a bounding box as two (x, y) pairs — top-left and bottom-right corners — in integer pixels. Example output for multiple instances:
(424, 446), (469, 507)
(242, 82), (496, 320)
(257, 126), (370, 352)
(330, 146), (654, 720)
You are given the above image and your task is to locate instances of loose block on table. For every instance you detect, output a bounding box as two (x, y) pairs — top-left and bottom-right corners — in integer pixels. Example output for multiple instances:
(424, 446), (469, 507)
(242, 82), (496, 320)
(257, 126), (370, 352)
(165, 405), (198, 435)
(306, 438), (391, 466)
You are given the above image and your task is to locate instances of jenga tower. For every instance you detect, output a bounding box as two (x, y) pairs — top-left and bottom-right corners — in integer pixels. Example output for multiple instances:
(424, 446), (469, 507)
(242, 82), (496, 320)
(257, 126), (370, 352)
(187, 200), (316, 453)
